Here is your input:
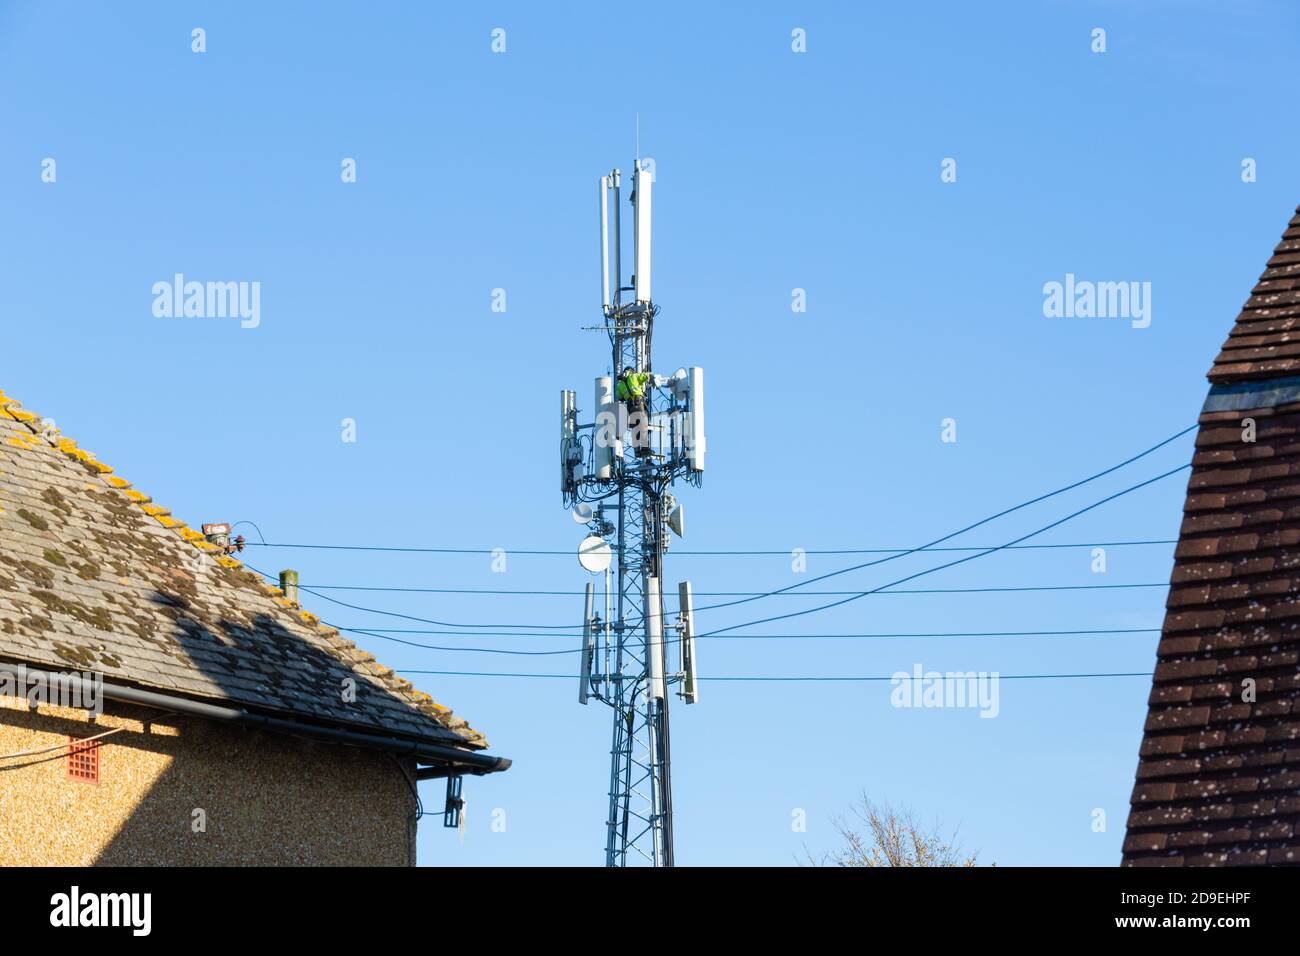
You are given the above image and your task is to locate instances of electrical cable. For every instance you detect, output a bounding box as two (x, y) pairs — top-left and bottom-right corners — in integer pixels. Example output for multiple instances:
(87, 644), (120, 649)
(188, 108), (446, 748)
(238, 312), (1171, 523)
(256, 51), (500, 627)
(241, 538), (1178, 556)
(0, 724), (128, 761)
(686, 426), (1195, 617)
(241, 444), (1189, 565)
(230, 520), (269, 546)
(239, 426), (1192, 641)
(241, 562), (580, 631)
(701, 463), (1190, 636)
(395, 669), (1154, 682)
(331, 623), (1161, 657)
(242, 555), (1170, 636)
(340, 625), (584, 657)
(331, 625), (1161, 640)
(287, 581), (1168, 597)
(0, 712), (179, 762)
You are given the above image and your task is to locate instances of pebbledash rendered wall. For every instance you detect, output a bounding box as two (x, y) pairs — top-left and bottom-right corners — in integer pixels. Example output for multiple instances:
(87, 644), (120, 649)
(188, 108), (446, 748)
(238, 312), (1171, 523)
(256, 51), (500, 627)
(0, 697), (418, 865)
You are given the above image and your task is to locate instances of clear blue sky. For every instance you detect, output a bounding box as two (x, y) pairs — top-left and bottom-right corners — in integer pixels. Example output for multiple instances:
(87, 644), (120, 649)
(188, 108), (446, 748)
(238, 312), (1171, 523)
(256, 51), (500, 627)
(2, 1), (1298, 866)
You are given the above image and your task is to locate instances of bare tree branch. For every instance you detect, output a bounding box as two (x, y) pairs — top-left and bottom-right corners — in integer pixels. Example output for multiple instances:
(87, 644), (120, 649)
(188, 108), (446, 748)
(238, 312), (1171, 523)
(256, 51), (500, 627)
(808, 792), (986, 867)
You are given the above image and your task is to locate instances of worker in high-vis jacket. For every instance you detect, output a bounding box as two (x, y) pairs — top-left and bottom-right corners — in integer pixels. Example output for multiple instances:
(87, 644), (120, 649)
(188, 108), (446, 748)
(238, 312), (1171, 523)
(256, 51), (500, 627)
(616, 366), (653, 455)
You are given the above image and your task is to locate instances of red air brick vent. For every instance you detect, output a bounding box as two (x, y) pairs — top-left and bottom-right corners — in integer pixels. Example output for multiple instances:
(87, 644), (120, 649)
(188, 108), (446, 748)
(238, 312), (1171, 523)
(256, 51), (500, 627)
(67, 736), (100, 783)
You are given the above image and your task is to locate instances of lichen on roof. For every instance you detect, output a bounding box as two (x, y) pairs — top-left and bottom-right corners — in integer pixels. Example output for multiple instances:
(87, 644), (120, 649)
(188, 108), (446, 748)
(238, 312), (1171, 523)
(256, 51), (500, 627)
(0, 387), (487, 749)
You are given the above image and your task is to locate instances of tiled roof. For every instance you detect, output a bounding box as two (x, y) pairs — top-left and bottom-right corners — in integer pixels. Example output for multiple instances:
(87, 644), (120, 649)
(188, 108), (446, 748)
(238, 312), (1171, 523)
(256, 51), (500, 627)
(1123, 206), (1300, 866)
(1209, 207), (1300, 383)
(0, 388), (485, 750)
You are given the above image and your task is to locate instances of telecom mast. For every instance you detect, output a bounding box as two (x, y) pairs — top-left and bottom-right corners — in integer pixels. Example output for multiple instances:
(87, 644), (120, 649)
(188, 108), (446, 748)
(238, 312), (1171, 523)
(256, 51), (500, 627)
(559, 160), (705, 867)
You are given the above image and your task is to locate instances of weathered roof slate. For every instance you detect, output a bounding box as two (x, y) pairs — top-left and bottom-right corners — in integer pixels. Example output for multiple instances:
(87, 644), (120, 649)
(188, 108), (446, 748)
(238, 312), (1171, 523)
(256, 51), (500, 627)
(1123, 206), (1300, 866)
(0, 389), (485, 750)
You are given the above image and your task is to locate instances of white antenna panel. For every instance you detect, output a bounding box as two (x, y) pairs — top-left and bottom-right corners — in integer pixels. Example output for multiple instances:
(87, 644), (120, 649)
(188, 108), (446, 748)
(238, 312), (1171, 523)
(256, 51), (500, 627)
(634, 164), (652, 304)
(598, 175), (611, 309)
(579, 581), (595, 705)
(593, 376), (614, 480)
(646, 576), (665, 700)
(560, 389), (577, 493)
(678, 581), (698, 704)
(686, 367), (705, 472)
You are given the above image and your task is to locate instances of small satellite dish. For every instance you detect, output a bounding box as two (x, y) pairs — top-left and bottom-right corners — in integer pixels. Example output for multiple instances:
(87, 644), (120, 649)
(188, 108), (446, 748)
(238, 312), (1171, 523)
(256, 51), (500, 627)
(572, 503), (594, 524)
(578, 535), (613, 574)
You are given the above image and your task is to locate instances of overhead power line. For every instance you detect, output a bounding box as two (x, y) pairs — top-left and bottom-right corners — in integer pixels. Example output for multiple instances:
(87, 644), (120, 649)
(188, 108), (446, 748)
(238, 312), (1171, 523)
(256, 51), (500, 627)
(245, 561), (1168, 644)
(686, 425), (1195, 618)
(245, 557), (1168, 637)
(343, 626), (581, 657)
(297, 583), (582, 630)
(701, 463), (1191, 636)
(396, 669), (1155, 682)
(336, 624), (1161, 656)
(242, 562), (577, 631)
(334, 625), (1162, 640)
(243, 560), (1168, 633)
(242, 538), (1178, 556)
(242, 426), (1191, 640)
(287, 581), (1169, 597)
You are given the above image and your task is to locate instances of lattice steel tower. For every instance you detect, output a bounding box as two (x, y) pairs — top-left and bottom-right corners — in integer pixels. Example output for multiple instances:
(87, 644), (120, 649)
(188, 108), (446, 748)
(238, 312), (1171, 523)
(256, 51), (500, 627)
(559, 160), (705, 867)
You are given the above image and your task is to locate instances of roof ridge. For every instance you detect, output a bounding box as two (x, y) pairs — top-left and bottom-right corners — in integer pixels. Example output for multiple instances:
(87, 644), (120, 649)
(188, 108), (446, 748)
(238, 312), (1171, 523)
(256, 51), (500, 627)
(1207, 203), (1300, 384)
(0, 387), (485, 748)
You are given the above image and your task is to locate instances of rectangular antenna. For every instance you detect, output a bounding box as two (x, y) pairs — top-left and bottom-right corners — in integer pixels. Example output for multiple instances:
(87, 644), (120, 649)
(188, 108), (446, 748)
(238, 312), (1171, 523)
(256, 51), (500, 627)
(593, 376), (614, 479)
(579, 581), (595, 704)
(611, 170), (621, 307)
(678, 581), (698, 704)
(646, 576), (665, 700)
(633, 164), (652, 304)
(598, 175), (610, 310)
(560, 389), (577, 493)
(687, 367), (705, 471)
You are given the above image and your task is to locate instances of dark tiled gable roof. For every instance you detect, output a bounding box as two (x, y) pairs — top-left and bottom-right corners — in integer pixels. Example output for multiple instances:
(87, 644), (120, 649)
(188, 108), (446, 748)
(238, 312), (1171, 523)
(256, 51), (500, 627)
(1123, 206), (1300, 867)
(1209, 208), (1300, 383)
(0, 389), (485, 750)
